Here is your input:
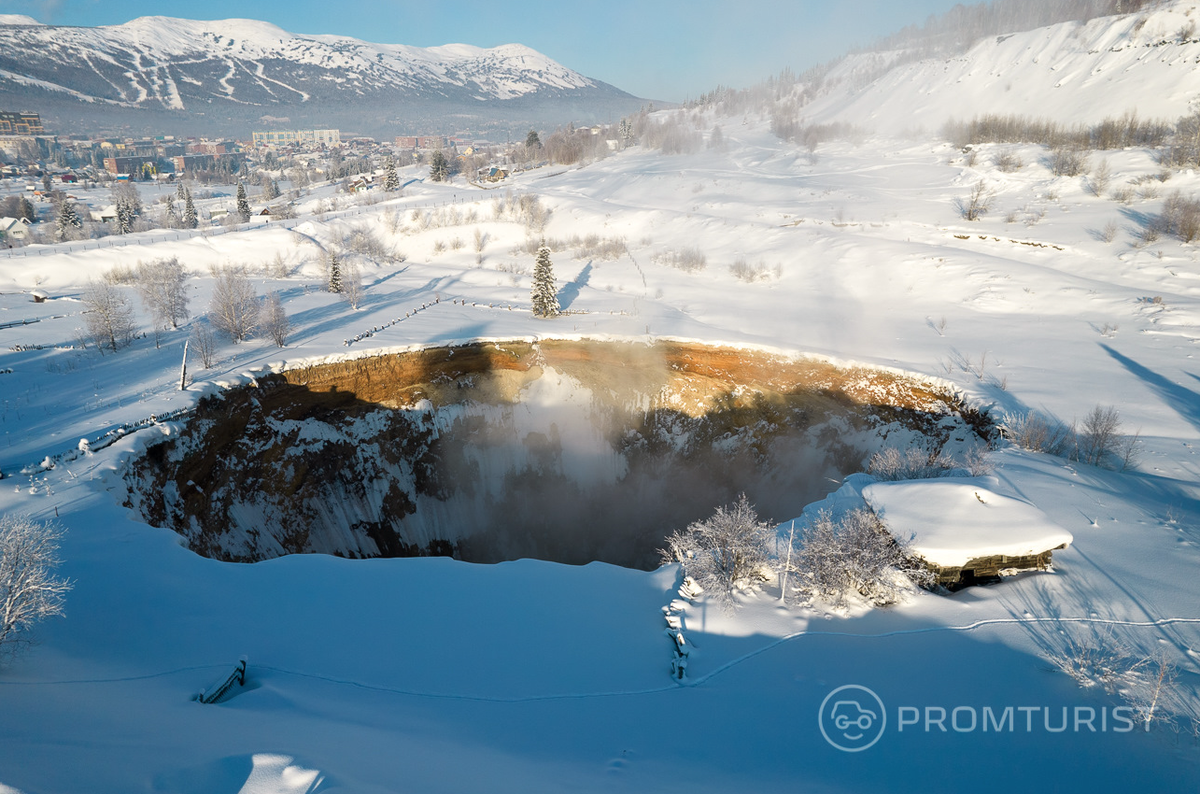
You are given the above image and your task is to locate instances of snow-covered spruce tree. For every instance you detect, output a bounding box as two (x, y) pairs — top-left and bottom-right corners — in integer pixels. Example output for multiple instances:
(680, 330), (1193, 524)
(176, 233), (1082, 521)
(531, 245), (560, 318)
(0, 514), (72, 664)
(183, 188), (198, 230)
(429, 150), (449, 183)
(328, 252), (344, 294)
(788, 508), (934, 608)
(80, 280), (137, 352)
(208, 265), (260, 343)
(112, 182), (141, 235)
(384, 157), (399, 191)
(165, 201), (180, 229)
(54, 200), (82, 241)
(659, 494), (776, 611)
(236, 181), (251, 223)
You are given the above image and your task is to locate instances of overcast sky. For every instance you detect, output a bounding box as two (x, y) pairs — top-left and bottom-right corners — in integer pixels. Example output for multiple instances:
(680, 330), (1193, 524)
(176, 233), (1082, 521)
(2, 0), (970, 101)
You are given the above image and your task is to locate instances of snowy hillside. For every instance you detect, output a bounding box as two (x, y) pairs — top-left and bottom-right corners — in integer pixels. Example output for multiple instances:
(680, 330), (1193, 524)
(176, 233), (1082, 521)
(0, 16), (640, 136)
(0, 108), (1197, 790)
(803, 1), (1200, 130)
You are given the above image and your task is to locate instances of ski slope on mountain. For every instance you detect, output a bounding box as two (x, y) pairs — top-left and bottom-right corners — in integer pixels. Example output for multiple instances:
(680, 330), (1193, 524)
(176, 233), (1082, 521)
(805, 1), (1200, 131)
(0, 92), (1199, 791)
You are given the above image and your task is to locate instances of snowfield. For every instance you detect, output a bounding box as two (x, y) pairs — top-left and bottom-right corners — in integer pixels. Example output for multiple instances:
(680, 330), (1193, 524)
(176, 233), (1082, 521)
(3, 10), (1200, 791)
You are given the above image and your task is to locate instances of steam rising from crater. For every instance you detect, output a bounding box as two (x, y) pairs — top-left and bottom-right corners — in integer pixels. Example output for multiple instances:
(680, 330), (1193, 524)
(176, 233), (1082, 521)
(125, 340), (984, 569)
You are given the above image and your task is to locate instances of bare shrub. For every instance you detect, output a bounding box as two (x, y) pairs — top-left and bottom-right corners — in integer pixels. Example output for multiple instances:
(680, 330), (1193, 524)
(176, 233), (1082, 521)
(572, 234), (626, 261)
(994, 150), (1023, 172)
(958, 180), (994, 221)
(867, 447), (957, 481)
(1000, 411), (1075, 456)
(262, 292), (290, 347)
(1051, 146), (1089, 177)
(659, 494), (775, 611)
(1109, 185), (1134, 204)
(1100, 220), (1120, 243)
(102, 263), (137, 285)
(1155, 191), (1200, 242)
(653, 247), (707, 273)
(340, 224), (400, 263)
(0, 515), (72, 663)
(1077, 404), (1122, 467)
(1044, 628), (1193, 732)
(729, 259), (777, 282)
(963, 445), (994, 476)
(789, 508), (934, 608)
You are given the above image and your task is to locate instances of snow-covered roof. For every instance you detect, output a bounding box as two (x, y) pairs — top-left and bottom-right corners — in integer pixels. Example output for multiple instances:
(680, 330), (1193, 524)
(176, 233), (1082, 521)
(862, 479), (1073, 569)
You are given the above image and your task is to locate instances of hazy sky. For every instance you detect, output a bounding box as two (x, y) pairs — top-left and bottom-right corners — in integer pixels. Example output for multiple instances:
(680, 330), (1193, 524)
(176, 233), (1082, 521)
(2, 0), (970, 101)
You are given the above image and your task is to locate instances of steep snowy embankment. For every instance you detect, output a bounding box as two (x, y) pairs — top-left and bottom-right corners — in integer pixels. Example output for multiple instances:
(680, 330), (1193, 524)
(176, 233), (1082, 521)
(805, 2), (1200, 130)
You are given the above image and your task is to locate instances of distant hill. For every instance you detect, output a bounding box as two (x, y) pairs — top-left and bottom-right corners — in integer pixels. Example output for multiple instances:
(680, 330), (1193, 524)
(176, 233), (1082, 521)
(797, 0), (1200, 132)
(0, 15), (645, 139)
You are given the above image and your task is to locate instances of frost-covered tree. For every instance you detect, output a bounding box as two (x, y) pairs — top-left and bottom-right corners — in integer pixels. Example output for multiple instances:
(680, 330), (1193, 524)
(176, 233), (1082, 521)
(164, 201), (180, 229)
(619, 118), (634, 148)
(176, 179), (186, 202)
(262, 292), (290, 347)
(260, 176), (280, 201)
(236, 181), (251, 223)
(341, 260), (363, 309)
(54, 200), (82, 241)
(788, 508), (934, 608)
(183, 188), (198, 230)
(190, 320), (218, 368)
(659, 494), (776, 610)
(384, 157), (399, 191)
(81, 280), (137, 352)
(0, 514), (72, 663)
(328, 252), (344, 294)
(208, 265), (259, 343)
(135, 257), (190, 339)
(429, 150), (449, 183)
(530, 245), (559, 318)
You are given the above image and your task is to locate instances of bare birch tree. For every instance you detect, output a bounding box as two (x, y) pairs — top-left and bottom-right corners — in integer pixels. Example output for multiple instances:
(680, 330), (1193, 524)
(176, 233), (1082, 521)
(208, 265), (260, 343)
(0, 515), (72, 663)
(81, 280), (137, 353)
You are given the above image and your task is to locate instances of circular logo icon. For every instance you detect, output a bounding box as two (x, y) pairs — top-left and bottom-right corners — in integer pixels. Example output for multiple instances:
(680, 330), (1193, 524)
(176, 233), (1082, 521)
(818, 685), (886, 752)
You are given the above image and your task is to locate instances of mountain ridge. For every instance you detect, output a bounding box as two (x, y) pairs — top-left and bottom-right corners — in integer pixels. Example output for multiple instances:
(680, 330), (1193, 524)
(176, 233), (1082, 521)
(0, 15), (643, 138)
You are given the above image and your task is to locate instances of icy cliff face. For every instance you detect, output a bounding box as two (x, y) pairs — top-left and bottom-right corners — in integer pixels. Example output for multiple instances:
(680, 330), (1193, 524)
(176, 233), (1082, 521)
(124, 341), (983, 569)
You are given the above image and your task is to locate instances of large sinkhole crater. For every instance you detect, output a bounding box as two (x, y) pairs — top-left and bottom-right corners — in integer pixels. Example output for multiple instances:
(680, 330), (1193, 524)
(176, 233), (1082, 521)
(125, 340), (987, 569)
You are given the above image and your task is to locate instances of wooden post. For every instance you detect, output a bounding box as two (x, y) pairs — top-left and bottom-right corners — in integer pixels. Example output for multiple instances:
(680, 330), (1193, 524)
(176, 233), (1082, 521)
(179, 339), (189, 391)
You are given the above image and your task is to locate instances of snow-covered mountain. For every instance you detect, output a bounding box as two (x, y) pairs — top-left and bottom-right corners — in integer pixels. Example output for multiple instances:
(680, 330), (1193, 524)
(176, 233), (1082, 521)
(0, 16), (642, 137)
(800, 1), (1200, 131)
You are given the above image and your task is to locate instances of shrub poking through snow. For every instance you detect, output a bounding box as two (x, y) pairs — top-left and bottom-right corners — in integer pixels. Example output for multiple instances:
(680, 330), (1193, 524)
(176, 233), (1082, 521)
(1000, 405), (1139, 470)
(867, 447), (957, 481)
(659, 494), (775, 611)
(789, 508), (934, 608)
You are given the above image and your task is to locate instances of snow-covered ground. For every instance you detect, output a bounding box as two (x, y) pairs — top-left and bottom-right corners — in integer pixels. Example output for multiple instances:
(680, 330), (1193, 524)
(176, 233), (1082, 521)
(1, 107), (1199, 791)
